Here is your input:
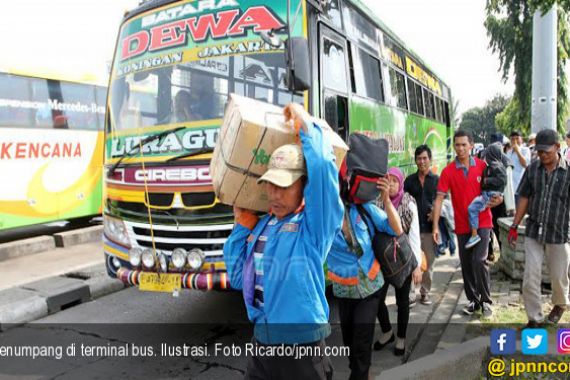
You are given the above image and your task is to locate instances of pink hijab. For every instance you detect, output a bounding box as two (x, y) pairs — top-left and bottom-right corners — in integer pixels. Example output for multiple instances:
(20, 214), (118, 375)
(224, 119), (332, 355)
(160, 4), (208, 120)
(387, 167), (405, 208)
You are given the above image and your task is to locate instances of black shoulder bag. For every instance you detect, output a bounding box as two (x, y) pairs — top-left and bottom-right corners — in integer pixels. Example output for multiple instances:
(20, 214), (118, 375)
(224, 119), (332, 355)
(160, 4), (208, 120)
(357, 205), (417, 289)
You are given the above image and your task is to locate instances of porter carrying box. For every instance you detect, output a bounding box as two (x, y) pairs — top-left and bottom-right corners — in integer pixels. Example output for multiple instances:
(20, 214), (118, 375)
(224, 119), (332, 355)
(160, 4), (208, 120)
(210, 94), (348, 212)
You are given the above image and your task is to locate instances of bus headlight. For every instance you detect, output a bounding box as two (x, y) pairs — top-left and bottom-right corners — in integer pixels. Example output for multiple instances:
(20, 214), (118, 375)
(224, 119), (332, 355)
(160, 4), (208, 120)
(129, 247), (143, 267)
(141, 249), (155, 268)
(187, 248), (205, 270)
(158, 253), (168, 272)
(171, 248), (187, 269)
(103, 215), (130, 247)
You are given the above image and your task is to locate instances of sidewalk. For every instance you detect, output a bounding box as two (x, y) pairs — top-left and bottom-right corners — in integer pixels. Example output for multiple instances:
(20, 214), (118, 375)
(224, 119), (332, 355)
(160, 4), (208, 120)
(0, 239), (124, 328)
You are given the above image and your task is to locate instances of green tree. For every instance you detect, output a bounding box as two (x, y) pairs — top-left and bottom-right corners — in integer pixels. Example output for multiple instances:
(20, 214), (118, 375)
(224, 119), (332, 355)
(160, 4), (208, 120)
(459, 95), (510, 144)
(485, 1), (570, 135)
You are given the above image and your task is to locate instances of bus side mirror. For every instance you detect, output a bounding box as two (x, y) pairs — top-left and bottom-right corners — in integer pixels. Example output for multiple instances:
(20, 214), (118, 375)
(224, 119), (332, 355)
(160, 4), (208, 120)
(285, 37), (310, 92)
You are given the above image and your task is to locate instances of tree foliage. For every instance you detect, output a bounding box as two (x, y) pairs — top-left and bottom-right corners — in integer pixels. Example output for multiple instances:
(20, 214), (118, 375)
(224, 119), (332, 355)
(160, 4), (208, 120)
(459, 95), (510, 144)
(485, 1), (570, 135)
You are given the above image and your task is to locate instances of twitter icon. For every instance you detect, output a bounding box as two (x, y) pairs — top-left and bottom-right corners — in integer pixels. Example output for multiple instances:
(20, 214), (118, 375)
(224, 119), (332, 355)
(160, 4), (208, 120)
(522, 328), (548, 355)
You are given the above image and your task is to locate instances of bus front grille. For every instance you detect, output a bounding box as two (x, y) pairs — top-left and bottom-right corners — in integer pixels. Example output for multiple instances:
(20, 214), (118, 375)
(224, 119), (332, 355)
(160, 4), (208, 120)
(125, 221), (234, 258)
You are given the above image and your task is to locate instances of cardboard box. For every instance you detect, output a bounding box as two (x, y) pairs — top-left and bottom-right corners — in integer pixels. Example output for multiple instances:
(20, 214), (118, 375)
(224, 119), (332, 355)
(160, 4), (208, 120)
(211, 94), (348, 212)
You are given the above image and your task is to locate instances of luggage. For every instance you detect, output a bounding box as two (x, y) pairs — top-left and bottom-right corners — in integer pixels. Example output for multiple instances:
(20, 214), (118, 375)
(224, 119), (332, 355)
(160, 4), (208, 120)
(344, 134), (388, 204)
(211, 94), (348, 212)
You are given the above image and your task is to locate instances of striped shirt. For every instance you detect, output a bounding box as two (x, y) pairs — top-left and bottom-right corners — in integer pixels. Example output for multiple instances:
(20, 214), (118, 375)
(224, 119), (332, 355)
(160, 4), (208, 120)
(517, 154), (570, 244)
(252, 217), (279, 310)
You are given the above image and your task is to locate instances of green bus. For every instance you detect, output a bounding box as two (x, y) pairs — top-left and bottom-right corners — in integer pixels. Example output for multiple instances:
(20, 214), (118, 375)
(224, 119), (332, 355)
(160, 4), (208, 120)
(103, 0), (453, 291)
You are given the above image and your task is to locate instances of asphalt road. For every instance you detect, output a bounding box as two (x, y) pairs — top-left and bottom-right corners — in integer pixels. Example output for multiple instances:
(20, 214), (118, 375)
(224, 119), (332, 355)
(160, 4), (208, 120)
(0, 280), (415, 379)
(0, 287), (254, 379)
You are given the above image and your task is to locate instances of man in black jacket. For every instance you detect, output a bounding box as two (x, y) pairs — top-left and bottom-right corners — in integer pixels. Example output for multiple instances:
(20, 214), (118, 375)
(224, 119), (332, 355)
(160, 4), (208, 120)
(465, 144), (507, 249)
(404, 145), (439, 305)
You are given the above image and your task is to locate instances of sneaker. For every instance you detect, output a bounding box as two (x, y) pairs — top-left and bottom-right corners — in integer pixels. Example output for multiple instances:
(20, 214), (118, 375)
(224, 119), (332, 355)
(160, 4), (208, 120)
(547, 305), (565, 324)
(409, 296), (417, 308)
(463, 301), (480, 315)
(481, 302), (493, 318)
(465, 235), (481, 249)
(449, 250), (456, 257)
(420, 294), (432, 305)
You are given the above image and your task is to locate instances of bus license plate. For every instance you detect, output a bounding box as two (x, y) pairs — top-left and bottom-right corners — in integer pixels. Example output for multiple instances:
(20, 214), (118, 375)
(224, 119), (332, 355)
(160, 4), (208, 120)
(139, 273), (181, 293)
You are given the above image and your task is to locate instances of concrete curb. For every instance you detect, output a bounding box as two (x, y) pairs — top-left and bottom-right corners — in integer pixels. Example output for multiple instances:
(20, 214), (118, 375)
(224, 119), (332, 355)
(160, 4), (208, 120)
(0, 288), (49, 331)
(53, 225), (103, 247)
(0, 236), (56, 262)
(0, 264), (124, 330)
(377, 337), (489, 380)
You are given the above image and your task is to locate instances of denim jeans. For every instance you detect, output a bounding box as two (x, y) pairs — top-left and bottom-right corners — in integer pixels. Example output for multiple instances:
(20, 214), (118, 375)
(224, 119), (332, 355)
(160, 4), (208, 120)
(467, 191), (500, 230)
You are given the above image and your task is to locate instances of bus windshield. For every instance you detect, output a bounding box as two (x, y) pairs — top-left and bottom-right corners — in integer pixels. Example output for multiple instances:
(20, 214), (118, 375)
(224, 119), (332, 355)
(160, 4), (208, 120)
(109, 52), (302, 133)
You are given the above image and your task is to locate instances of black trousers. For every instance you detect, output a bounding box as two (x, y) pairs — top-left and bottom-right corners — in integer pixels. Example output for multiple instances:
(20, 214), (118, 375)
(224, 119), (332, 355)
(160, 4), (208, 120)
(457, 229), (492, 304)
(244, 337), (333, 380)
(338, 289), (381, 380)
(489, 202), (507, 253)
(377, 275), (412, 339)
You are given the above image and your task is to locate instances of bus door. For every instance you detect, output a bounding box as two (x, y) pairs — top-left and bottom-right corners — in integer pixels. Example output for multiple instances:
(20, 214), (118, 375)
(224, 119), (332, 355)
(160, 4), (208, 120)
(319, 25), (350, 142)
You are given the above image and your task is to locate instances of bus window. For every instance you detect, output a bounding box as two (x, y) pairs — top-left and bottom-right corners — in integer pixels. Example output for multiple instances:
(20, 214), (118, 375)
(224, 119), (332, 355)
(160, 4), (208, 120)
(343, 5), (379, 51)
(443, 101), (450, 126)
(110, 53), (301, 132)
(323, 0), (343, 29)
(435, 97), (444, 123)
(387, 67), (407, 110)
(233, 53), (302, 107)
(322, 38), (348, 94)
(353, 48), (383, 102)
(0, 73), (32, 128)
(407, 78), (419, 114)
(423, 88), (435, 120)
(28, 78), (54, 128)
(57, 81), (100, 130)
(415, 82), (424, 115)
(94, 86), (107, 130)
(324, 92), (348, 141)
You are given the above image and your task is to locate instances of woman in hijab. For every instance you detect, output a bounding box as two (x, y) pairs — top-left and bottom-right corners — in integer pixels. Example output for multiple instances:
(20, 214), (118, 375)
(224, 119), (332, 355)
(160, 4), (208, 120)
(373, 167), (423, 356)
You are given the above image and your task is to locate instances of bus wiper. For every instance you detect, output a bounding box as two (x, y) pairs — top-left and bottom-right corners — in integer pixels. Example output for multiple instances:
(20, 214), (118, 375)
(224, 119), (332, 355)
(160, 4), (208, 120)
(108, 126), (185, 176)
(166, 147), (214, 163)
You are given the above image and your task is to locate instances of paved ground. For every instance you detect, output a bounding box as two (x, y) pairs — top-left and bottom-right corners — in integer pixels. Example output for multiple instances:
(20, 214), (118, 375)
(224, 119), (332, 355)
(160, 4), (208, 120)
(0, 230), (511, 379)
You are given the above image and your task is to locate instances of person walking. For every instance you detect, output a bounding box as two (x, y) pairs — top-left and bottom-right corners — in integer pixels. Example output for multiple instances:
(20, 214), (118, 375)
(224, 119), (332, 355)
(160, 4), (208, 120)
(224, 103), (343, 379)
(327, 164), (403, 380)
(403, 145), (438, 305)
(374, 167), (423, 356)
(507, 130), (531, 205)
(465, 144), (507, 249)
(432, 130), (503, 318)
(508, 129), (570, 326)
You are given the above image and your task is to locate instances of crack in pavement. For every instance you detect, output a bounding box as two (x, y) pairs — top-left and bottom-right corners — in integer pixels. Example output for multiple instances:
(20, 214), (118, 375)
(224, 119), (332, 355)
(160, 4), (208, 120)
(23, 324), (131, 345)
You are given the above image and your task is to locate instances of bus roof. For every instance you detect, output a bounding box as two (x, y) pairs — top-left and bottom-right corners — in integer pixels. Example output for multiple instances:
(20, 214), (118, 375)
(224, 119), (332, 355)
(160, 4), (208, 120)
(0, 66), (107, 87)
(346, 0), (449, 89)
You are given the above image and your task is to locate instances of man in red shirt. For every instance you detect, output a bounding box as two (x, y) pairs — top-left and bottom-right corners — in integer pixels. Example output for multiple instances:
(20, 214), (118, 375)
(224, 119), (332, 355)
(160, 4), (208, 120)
(432, 130), (503, 317)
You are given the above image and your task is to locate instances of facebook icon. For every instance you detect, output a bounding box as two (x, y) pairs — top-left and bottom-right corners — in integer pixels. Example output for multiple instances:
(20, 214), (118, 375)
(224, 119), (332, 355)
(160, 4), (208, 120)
(491, 329), (516, 355)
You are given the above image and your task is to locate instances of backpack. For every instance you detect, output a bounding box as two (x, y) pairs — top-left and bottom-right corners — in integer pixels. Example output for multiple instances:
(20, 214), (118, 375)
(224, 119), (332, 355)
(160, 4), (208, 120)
(345, 134), (389, 203)
(357, 205), (417, 289)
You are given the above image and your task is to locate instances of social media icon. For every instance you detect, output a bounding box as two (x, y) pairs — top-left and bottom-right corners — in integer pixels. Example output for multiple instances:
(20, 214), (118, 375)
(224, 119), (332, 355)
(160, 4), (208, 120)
(490, 329), (516, 355)
(557, 329), (570, 354)
(522, 328), (548, 355)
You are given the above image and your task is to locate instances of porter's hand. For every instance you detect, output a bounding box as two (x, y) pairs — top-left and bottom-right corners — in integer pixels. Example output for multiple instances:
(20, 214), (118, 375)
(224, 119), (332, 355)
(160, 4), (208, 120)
(284, 103), (310, 134)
